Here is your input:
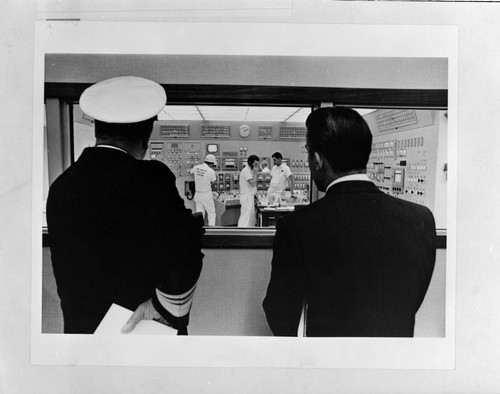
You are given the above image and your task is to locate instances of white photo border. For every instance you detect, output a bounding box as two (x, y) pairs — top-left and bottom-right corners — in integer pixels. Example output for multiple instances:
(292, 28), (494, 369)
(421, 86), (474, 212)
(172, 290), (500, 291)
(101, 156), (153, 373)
(32, 21), (458, 368)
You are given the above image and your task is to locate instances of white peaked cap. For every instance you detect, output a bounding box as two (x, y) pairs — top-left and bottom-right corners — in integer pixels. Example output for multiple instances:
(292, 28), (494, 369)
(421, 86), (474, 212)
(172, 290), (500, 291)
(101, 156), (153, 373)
(79, 76), (167, 123)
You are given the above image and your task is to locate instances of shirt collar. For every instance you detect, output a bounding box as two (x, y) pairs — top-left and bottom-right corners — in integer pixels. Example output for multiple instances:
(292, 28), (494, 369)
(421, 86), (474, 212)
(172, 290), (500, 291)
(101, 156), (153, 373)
(96, 144), (129, 154)
(326, 174), (371, 192)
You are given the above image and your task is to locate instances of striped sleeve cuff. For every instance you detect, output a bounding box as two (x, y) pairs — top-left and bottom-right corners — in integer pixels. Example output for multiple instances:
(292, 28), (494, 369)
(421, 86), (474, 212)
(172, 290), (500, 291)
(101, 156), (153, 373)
(152, 284), (197, 330)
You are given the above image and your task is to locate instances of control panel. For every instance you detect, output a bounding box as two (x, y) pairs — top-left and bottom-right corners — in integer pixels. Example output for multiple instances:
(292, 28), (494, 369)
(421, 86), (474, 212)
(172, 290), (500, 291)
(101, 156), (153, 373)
(365, 109), (446, 217)
(214, 172), (240, 192)
(146, 120), (311, 215)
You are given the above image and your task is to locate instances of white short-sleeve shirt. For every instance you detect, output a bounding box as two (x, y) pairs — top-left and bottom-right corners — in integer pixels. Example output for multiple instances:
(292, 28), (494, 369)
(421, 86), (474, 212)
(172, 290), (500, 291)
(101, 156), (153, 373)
(268, 163), (292, 195)
(239, 165), (256, 196)
(189, 163), (216, 192)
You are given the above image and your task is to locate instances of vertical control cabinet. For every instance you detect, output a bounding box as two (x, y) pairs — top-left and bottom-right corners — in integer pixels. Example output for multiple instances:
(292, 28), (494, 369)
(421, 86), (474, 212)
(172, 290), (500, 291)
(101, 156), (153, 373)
(365, 109), (447, 227)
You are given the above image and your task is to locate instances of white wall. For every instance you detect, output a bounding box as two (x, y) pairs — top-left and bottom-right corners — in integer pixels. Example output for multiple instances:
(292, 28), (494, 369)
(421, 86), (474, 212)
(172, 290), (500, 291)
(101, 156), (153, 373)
(41, 247), (446, 337)
(193, 248), (446, 337)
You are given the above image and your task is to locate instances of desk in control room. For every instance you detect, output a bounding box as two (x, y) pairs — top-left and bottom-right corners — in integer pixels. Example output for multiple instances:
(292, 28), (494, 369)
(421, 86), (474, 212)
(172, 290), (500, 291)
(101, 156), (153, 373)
(214, 193), (241, 226)
(256, 206), (295, 227)
(255, 194), (308, 227)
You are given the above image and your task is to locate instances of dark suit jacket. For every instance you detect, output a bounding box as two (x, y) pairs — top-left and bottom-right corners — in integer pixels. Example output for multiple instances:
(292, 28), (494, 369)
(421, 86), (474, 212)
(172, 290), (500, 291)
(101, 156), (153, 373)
(47, 147), (204, 333)
(263, 180), (436, 337)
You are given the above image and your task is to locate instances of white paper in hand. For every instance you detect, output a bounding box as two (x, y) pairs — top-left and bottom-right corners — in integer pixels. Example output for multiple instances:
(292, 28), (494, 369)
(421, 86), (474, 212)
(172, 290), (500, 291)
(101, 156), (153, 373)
(94, 304), (177, 335)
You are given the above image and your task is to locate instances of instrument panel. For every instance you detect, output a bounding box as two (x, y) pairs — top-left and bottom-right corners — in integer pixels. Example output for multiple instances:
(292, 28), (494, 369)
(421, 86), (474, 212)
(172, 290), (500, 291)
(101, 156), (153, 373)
(365, 109), (446, 219)
(147, 120), (311, 210)
(145, 110), (446, 228)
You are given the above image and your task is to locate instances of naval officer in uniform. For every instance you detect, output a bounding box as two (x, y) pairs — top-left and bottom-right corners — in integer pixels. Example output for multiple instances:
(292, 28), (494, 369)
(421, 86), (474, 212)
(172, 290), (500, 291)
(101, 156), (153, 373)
(46, 76), (204, 335)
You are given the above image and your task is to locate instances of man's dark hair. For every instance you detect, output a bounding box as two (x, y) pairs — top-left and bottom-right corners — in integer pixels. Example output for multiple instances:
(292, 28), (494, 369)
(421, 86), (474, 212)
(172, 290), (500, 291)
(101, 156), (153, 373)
(305, 107), (372, 171)
(247, 154), (260, 166)
(94, 117), (157, 144)
(271, 152), (282, 160)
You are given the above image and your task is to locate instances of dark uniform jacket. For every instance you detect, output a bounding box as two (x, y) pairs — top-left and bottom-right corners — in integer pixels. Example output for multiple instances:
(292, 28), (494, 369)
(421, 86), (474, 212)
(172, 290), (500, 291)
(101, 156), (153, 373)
(263, 180), (436, 337)
(47, 147), (204, 334)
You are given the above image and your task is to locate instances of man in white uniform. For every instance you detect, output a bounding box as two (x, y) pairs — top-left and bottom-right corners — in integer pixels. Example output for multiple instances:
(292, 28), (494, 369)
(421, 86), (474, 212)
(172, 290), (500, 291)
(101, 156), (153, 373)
(190, 154), (217, 226)
(267, 152), (294, 199)
(237, 154), (260, 227)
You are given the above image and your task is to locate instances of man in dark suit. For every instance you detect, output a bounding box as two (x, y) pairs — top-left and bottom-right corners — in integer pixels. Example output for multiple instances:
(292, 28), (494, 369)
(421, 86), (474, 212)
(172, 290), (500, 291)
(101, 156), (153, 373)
(47, 76), (204, 334)
(263, 106), (436, 337)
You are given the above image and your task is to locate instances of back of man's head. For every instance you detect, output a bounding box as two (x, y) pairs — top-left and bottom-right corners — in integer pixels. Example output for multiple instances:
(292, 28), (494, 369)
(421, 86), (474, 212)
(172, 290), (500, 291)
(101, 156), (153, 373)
(80, 76), (166, 158)
(95, 117), (157, 148)
(305, 107), (372, 172)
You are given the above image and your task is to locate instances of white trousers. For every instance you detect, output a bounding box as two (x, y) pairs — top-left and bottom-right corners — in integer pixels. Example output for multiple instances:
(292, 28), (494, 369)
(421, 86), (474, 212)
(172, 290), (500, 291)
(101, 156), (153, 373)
(238, 194), (256, 227)
(194, 191), (216, 226)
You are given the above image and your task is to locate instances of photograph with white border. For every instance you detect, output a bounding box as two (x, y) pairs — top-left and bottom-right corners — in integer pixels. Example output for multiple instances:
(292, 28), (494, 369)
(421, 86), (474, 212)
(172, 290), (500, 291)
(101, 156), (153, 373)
(32, 21), (457, 368)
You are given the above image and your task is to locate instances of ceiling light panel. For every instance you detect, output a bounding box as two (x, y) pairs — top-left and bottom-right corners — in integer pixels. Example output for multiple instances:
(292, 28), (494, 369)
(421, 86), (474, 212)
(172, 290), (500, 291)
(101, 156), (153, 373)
(353, 108), (377, 116)
(158, 106), (203, 121)
(198, 106), (248, 121)
(284, 107), (311, 123)
(157, 105), (311, 122)
(245, 107), (289, 122)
